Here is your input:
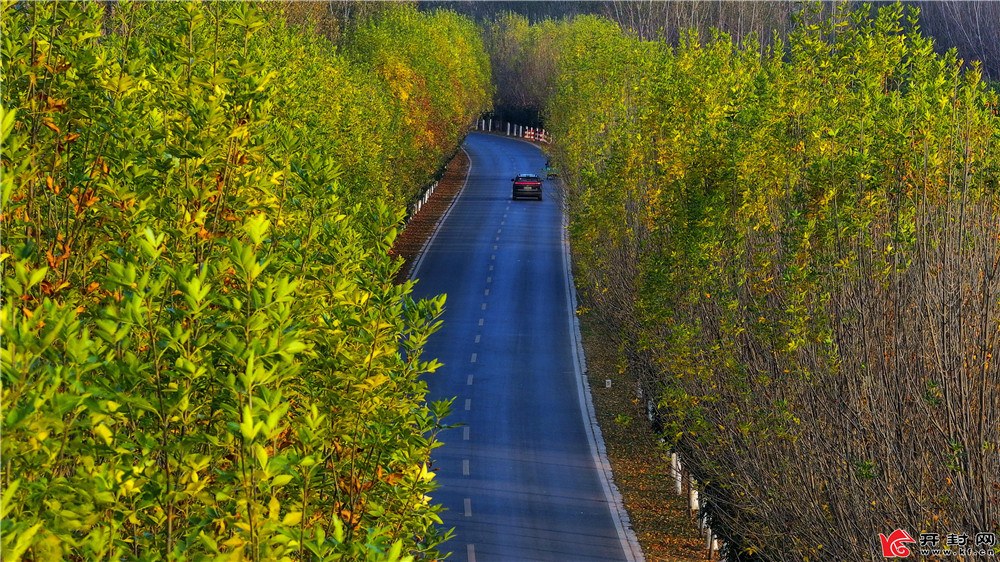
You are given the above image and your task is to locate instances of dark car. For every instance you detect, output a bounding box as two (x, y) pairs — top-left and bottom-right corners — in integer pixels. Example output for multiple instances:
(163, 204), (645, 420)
(512, 173), (542, 200)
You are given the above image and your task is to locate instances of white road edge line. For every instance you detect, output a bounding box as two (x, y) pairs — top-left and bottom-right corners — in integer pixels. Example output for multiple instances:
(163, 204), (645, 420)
(560, 184), (645, 562)
(408, 146), (474, 280)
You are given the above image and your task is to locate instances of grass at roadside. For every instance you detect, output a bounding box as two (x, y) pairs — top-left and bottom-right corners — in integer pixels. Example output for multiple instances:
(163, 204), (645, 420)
(578, 313), (708, 561)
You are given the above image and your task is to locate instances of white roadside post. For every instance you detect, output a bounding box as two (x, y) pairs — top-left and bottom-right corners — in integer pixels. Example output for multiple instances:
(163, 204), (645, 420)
(688, 476), (699, 515)
(672, 453), (683, 495)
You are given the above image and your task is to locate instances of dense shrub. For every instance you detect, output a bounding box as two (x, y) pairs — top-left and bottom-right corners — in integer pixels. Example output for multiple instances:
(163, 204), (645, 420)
(542, 5), (999, 560)
(0, 2), (490, 559)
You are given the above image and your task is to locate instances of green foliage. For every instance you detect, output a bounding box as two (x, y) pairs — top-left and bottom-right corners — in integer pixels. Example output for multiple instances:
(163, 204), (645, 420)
(1, 1), (489, 559)
(536, 3), (1000, 558)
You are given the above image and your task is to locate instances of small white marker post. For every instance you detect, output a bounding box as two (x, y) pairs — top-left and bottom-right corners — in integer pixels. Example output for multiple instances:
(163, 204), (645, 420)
(689, 477), (699, 515)
(605, 379), (612, 388)
(672, 453), (683, 495)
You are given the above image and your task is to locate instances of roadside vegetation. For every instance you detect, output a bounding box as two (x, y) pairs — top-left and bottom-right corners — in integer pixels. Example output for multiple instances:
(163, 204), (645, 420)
(0, 2), (490, 559)
(579, 313), (706, 561)
(493, 4), (999, 559)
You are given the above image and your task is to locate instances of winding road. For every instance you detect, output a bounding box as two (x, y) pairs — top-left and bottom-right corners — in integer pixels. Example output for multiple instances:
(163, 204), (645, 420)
(410, 133), (641, 562)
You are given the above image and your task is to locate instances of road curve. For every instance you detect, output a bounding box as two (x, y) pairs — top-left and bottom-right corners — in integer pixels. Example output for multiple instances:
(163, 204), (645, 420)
(410, 133), (638, 562)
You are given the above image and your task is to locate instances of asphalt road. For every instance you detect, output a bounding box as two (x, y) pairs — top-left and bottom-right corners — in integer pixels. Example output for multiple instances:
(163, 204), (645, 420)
(410, 133), (636, 562)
